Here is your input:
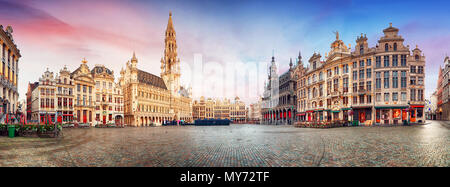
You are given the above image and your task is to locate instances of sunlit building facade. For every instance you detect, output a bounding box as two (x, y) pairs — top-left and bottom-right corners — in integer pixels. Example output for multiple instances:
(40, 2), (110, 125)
(295, 23), (426, 125)
(0, 25), (20, 117)
(71, 59), (95, 124)
(119, 13), (192, 126)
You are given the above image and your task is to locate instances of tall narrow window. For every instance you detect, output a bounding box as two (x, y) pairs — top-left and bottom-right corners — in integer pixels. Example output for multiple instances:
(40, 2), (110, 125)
(385, 43), (389, 52)
(393, 43), (397, 51)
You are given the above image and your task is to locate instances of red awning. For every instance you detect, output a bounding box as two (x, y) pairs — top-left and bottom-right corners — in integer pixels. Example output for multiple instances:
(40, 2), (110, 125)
(410, 105), (424, 108)
(297, 113), (306, 116)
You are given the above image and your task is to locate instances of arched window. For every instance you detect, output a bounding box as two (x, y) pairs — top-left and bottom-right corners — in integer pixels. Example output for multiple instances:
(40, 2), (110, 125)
(385, 43), (389, 52)
(360, 44), (364, 55)
(313, 61), (317, 69)
(393, 43), (397, 51)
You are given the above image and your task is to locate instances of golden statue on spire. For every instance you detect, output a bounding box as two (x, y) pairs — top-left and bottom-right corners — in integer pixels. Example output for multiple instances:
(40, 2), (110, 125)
(334, 31), (339, 40)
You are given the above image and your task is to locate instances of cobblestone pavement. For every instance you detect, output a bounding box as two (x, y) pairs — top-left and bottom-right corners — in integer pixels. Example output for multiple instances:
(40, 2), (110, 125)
(0, 120), (448, 167)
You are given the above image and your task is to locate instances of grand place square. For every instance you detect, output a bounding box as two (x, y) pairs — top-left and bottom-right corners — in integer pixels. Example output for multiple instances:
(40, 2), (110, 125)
(1, 121), (448, 167)
(0, 0), (449, 171)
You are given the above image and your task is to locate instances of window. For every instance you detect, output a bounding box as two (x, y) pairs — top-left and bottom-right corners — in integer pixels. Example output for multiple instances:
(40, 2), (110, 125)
(418, 77), (423, 85)
(77, 84), (80, 92)
(410, 76), (416, 85)
(359, 95), (364, 104)
(359, 82), (365, 91)
(343, 78), (349, 92)
(353, 62), (357, 68)
(96, 81), (100, 87)
(392, 92), (398, 101)
(376, 72), (381, 89)
(319, 72), (323, 80)
(411, 66), (416, 73)
(384, 93), (390, 102)
(418, 89), (424, 101)
(353, 83), (358, 92)
(393, 43), (397, 51)
(401, 92), (407, 101)
(392, 55), (398, 66)
(399, 55), (406, 66)
(366, 81), (372, 91)
(384, 71), (389, 88)
(385, 43), (389, 52)
(344, 64), (349, 73)
(319, 84), (323, 96)
(366, 68), (372, 78)
(367, 95), (372, 103)
(313, 62), (317, 70)
(360, 60), (364, 67)
(418, 66), (424, 74)
(353, 71), (357, 80)
(367, 58), (371, 66)
(376, 93), (381, 102)
(334, 66), (339, 75)
(411, 89), (416, 101)
(392, 71), (398, 88)
(376, 56), (381, 68)
(333, 79), (338, 92)
(415, 55), (420, 61)
(83, 85), (86, 93)
(384, 55), (389, 67)
(360, 45), (364, 55)
(401, 71), (407, 88)
(353, 95), (358, 104)
(359, 69), (364, 79)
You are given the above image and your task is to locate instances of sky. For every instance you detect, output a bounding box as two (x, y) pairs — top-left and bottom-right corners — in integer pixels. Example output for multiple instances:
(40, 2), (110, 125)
(0, 0), (449, 104)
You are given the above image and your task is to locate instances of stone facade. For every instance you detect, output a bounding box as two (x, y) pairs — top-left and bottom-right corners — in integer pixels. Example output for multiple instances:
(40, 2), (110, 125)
(192, 97), (247, 122)
(261, 54), (299, 125)
(55, 66), (74, 123)
(30, 69), (57, 123)
(293, 23), (426, 125)
(119, 13), (192, 127)
(0, 25), (20, 120)
(71, 59), (95, 124)
(92, 64), (123, 125)
(436, 56), (450, 120)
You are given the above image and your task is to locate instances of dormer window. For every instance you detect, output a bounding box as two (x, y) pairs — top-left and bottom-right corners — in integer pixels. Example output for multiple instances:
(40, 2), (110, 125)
(385, 43), (389, 52)
(393, 43), (397, 51)
(415, 55), (420, 61)
(313, 61), (317, 70)
(360, 45), (364, 55)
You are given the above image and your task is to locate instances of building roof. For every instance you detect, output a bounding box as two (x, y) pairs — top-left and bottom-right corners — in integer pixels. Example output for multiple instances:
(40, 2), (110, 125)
(137, 69), (167, 90)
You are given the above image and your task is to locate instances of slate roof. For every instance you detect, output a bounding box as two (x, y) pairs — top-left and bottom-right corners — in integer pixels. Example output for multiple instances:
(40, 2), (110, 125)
(137, 69), (167, 90)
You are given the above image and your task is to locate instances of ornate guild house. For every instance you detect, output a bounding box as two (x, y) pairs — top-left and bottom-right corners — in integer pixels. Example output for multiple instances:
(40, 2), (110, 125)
(0, 25), (20, 120)
(295, 24), (426, 125)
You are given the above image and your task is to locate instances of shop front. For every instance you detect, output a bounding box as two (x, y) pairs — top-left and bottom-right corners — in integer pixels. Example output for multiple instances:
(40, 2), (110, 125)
(297, 112), (306, 121)
(352, 107), (372, 124)
(342, 108), (351, 121)
(410, 105), (424, 123)
(375, 106), (408, 125)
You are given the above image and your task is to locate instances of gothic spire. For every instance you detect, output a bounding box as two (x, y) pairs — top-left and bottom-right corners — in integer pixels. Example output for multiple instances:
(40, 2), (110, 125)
(131, 51), (137, 62)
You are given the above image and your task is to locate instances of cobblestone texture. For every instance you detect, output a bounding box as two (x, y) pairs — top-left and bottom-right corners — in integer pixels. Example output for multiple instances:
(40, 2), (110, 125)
(0, 120), (448, 167)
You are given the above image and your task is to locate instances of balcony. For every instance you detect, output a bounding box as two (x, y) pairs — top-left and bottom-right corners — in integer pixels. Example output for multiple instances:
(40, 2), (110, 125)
(358, 89), (367, 94)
